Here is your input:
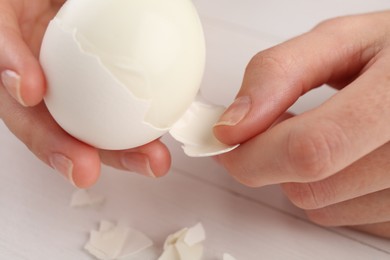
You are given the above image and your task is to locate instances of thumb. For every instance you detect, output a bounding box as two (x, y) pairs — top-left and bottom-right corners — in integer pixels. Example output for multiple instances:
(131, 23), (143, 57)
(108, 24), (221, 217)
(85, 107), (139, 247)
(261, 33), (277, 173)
(214, 14), (380, 145)
(0, 3), (45, 107)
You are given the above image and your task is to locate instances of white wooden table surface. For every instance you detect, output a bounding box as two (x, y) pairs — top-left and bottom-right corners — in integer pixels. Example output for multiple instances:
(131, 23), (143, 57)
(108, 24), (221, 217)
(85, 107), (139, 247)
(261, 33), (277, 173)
(1, 1), (390, 259)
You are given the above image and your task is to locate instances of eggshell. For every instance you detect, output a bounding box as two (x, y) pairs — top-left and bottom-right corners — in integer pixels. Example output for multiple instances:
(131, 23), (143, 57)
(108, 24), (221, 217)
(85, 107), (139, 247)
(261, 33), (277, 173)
(84, 221), (154, 260)
(85, 221), (129, 259)
(169, 96), (239, 157)
(70, 189), (105, 208)
(158, 223), (205, 260)
(183, 223), (205, 246)
(41, 0), (205, 150)
(119, 228), (154, 258)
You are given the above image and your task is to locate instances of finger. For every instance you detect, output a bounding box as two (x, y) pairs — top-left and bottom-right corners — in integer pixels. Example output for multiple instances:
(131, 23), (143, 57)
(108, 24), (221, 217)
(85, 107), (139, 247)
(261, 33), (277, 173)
(218, 50), (390, 187)
(0, 87), (100, 188)
(214, 12), (387, 145)
(99, 140), (171, 178)
(352, 222), (390, 239)
(213, 112), (294, 167)
(305, 189), (390, 227)
(270, 112), (294, 128)
(0, 2), (45, 106)
(282, 142), (390, 209)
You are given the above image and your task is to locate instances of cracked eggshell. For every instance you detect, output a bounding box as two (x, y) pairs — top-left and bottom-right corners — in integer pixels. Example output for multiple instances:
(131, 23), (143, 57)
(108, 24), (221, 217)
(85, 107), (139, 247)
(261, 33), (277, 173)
(40, 0), (205, 150)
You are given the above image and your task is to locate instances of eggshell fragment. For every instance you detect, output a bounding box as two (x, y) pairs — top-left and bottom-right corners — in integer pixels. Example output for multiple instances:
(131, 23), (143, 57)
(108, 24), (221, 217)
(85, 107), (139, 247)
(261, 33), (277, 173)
(158, 223), (205, 260)
(183, 222), (206, 246)
(169, 96), (239, 157)
(70, 189), (105, 208)
(158, 245), (180, 260)
(85, 222), (129, 260)
(176, 241), (204, 260)
(84, 221), (153, 260)
(119, 246), (160, 260)
(119, 229), (154, 259)
(163, 228), (189, 250)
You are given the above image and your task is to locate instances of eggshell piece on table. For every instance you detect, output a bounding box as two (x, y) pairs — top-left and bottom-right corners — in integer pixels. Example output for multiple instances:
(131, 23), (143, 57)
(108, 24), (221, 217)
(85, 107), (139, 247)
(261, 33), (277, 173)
(175, 241), (204, 260)
(183, 222), (206, 247)
(84, 221), (154, 260)
(158, 223), (205, 260)
(70, 189), (105, 208)
(118, 228), (154, 259)
(85, 221), (129, 260)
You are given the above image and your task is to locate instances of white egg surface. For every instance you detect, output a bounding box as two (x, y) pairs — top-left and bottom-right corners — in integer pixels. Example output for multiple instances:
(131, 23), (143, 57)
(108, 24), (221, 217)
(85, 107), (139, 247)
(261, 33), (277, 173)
(40, 0), (205, 150)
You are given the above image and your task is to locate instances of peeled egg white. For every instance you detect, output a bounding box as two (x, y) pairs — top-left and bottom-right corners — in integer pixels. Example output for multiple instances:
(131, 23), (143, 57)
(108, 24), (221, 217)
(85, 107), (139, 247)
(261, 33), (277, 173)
(40, 0), (205, 150)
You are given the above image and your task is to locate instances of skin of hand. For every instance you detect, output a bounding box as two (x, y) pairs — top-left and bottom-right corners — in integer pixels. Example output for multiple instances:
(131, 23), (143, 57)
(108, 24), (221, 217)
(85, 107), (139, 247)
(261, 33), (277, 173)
(0, 0), (171, 188)
(214, 11), (390, 238)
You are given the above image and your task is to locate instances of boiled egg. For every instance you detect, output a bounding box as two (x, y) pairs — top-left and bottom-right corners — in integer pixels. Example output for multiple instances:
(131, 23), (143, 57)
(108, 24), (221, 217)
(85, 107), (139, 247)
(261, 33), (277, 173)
(40, 0), (237, 156)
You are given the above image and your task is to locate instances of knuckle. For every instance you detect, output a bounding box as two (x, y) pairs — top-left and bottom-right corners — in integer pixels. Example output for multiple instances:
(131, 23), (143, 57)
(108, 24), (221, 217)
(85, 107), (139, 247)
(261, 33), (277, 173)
(312, 16), (358, 36)
(285, 126), (332, 181)
(247, 48), (296, 81)
(285, 120), (347, 182)
(313, 17), (345, 32)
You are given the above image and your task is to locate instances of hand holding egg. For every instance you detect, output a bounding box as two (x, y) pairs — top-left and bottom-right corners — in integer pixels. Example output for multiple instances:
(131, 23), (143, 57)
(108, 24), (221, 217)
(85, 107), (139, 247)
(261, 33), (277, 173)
(0, 0), (170, 188)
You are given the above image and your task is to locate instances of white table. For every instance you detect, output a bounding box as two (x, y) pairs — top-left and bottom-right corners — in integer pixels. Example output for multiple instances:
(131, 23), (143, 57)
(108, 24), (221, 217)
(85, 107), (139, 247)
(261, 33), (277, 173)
(1, 1), (390, 259)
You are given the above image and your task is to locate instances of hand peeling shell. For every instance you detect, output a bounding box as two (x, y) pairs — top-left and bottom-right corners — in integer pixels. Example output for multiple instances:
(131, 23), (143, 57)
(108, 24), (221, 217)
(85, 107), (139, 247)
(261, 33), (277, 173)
(40, 0), (237, 156)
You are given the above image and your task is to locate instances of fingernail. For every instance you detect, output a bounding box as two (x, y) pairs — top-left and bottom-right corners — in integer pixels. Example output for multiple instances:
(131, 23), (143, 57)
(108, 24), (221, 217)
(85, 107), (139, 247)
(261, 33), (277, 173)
(49, 153), (76, 186)
(121, 152), (156, 178)
(215, 96), (251, 126)
(1, 70), (26, 106)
